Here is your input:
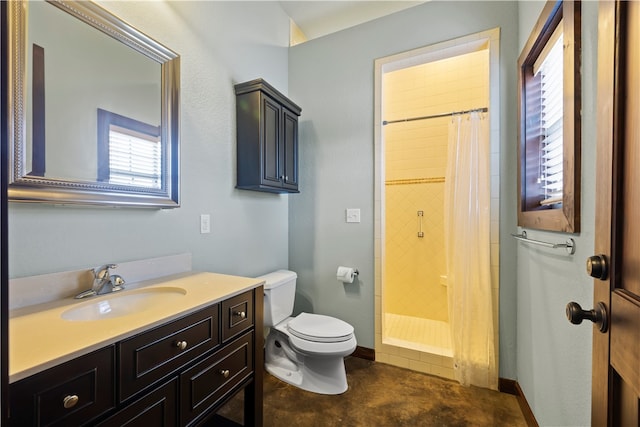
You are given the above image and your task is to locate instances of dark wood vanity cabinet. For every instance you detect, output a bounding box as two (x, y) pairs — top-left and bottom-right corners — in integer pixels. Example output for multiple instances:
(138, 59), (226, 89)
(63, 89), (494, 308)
(9, 287), (264, 427)
(235, 79), (302, 194)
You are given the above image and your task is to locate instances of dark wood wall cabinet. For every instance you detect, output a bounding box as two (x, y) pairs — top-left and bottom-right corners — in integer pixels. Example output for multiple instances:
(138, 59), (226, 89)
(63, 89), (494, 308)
(235, 79), (302, 194)
(8, 288), (263, 427)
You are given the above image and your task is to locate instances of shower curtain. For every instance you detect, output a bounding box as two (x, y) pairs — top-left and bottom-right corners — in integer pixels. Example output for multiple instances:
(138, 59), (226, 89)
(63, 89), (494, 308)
(444, 112), (497, 390)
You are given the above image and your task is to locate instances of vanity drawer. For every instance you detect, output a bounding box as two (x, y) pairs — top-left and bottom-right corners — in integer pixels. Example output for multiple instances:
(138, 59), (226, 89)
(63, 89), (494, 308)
(221, 290), (254, 342)
(119, 304), (220, 402)
(96, 377), (178, 427)
(180, 331), (253, 425)
(9, 346), (115, 427)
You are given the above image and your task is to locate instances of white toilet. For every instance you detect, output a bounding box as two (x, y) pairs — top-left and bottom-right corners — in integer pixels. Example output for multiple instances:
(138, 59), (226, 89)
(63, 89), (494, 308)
(258, 269), (357, 395)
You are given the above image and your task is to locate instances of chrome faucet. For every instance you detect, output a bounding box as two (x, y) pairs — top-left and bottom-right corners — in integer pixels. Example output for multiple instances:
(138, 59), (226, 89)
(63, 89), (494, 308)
(74, 264), (126, 299)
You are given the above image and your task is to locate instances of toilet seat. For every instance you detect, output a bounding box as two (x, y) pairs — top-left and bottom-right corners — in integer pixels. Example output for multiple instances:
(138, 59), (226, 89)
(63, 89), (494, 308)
(273, 314), (357, 357)
(287, 312), (354, 343)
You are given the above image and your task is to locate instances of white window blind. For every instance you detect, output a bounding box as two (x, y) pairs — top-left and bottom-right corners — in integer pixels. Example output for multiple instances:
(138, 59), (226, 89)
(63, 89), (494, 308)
(108, 124), (162, 189)
(535, 25), (564, 206)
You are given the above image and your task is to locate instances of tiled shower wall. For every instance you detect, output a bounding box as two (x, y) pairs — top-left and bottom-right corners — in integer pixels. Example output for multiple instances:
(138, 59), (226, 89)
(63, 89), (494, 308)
(383, 49), (489, 323)
(384, 181), (448, 322)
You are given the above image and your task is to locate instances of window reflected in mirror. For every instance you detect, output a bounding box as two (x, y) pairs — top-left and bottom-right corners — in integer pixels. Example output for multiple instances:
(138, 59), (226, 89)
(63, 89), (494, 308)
(97, 109), (162, 189)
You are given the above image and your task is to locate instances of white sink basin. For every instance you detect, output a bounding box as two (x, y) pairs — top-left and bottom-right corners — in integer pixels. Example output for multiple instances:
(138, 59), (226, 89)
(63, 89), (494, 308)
(61, 287), (187, 321)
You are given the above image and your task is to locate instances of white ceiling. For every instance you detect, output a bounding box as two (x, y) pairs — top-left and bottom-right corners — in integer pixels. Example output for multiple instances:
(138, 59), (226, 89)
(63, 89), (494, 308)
(278, 1), (425, 41)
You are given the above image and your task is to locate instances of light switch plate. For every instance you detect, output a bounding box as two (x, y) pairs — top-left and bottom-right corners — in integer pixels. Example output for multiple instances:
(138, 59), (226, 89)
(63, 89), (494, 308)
(346, 208), (361, 223)
(200, 214), (211, 234)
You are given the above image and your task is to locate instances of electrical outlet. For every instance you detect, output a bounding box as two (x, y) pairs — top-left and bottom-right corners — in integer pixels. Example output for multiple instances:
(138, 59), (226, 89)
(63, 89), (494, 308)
(200, 214), (211, 234)
(346, 208), (361, 223)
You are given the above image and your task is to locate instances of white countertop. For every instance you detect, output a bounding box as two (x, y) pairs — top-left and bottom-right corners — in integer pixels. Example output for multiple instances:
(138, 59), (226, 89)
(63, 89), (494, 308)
(9, 271), (264, 383)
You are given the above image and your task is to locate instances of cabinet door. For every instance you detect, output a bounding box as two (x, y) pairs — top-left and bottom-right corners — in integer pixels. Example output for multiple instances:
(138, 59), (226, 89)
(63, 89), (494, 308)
(261, 96), (282, 187)
(180, 331), (253, 426)
(281, 108), (299, 191)
(9, 346), (115, 427)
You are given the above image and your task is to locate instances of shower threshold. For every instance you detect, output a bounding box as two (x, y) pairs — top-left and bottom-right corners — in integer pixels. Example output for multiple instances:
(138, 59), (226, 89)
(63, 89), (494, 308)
(383, 313), (453, 357)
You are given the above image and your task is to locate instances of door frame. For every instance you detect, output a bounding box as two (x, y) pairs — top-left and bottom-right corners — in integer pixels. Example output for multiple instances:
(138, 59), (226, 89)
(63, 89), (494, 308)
(593, 1), (629, 424)
(1, 0), (9, 423)
(372, 28), (501, 369)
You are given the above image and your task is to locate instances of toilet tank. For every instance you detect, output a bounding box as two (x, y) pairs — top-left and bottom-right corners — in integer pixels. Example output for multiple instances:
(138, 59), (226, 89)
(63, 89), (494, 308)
(257, 270), (297, 327)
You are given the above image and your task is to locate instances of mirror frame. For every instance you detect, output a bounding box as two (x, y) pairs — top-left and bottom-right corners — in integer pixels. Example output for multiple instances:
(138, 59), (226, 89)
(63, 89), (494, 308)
(7, 0), (180, 208)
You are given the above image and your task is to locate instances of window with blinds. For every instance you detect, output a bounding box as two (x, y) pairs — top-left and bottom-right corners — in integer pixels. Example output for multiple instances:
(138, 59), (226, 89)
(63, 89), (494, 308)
(108, 125), (162, 189)
(517, 0), (581, 233)
(535, 26), (563, 206)
(97, 108), (162, 190)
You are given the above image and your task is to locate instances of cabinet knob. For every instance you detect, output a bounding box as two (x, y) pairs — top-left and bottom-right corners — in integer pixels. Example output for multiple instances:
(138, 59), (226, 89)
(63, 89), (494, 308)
(175, 340), (188, 350)
(234, 311), (246, 320)
(220, 369), (230, 378)
(63, 395), (79, 409)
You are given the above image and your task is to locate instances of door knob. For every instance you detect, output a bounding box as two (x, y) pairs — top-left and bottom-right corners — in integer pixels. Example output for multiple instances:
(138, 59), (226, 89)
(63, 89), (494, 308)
(586, 255), (608, 280)
(566, 301), (608, 333)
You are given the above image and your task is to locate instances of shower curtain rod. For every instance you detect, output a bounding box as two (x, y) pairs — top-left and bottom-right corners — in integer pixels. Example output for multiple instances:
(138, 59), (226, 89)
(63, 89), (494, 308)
(382, 107), (488, 126)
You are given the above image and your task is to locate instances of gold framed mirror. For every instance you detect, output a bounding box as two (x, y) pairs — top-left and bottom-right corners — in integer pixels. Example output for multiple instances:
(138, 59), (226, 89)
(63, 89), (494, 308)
(7, 0), (180, 208)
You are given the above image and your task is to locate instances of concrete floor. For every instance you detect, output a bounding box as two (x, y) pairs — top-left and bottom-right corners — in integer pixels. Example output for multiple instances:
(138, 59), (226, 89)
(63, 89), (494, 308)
(218, 357), (528, 426)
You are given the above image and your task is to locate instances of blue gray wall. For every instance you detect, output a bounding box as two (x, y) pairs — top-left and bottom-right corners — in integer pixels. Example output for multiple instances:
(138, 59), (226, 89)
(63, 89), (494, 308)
(288, 0), (520, 377)
(515, 2), (598, 425)
(9, 1), (292, 279)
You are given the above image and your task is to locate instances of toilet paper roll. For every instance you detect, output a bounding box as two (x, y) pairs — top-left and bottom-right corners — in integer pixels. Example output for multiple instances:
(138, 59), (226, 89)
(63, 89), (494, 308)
(337, 266), (356, 284)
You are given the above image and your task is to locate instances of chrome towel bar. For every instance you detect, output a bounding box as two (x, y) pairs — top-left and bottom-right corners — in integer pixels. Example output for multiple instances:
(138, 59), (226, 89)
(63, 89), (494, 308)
(511, 230), (576, 255)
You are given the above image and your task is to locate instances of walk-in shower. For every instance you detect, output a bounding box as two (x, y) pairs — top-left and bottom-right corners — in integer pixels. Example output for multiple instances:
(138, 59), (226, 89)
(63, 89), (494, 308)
(374, 29), (500, 380)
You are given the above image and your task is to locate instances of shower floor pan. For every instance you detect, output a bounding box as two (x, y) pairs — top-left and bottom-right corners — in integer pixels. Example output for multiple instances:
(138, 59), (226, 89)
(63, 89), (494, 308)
(383, 313), (453, 357)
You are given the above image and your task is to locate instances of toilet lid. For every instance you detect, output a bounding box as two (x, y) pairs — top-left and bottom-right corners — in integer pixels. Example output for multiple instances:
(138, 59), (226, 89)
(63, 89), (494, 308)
(287, 312), (354, 343)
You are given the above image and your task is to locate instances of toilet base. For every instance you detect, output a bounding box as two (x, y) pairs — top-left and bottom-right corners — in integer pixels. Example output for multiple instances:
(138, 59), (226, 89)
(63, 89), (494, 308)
(265, 329), (351, 395)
